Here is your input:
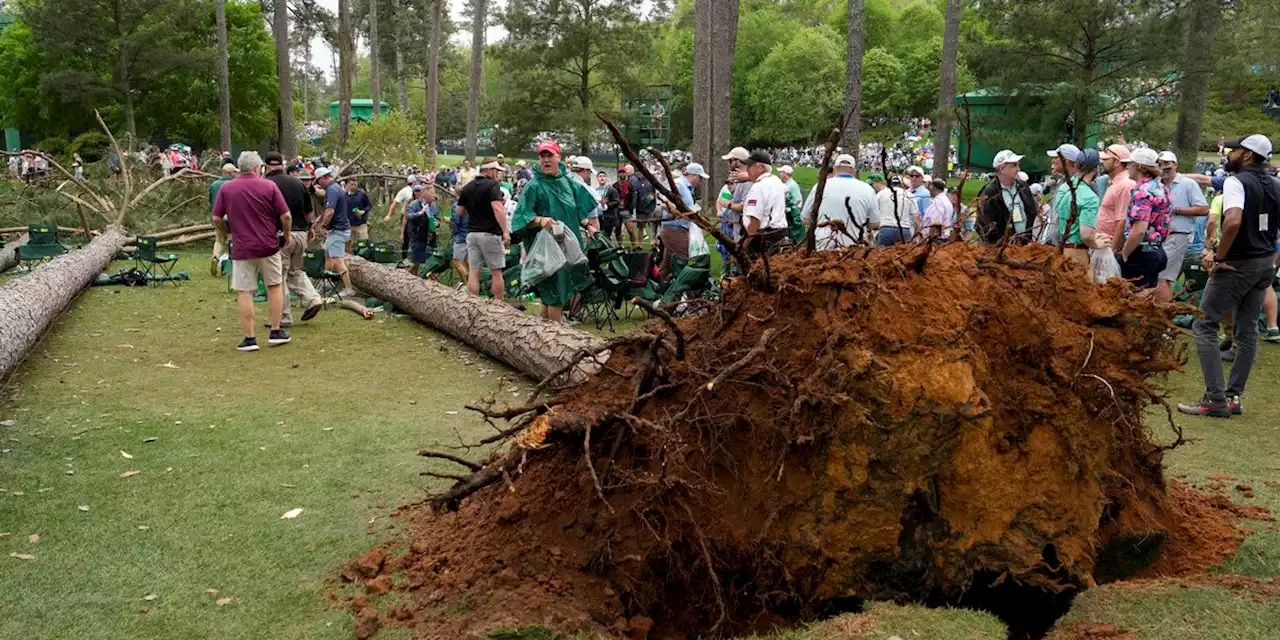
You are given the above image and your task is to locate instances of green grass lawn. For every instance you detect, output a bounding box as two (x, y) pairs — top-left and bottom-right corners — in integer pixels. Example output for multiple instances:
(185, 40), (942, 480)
(4, 248), (1280, 639)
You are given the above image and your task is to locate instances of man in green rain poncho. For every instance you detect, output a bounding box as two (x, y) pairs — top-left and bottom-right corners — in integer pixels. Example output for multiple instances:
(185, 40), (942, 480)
(510, 139), (601, 322)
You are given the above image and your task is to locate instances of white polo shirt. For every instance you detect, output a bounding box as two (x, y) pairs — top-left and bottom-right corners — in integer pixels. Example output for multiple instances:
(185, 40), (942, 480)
(743, 173), (789, 232)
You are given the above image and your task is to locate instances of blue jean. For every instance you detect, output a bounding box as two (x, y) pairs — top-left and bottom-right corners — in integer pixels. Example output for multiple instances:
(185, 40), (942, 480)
(876, 227), (909, 246)
(1193, 255), (1277, 401)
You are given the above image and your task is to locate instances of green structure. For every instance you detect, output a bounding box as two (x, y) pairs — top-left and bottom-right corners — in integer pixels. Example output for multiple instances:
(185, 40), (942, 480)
(1, 8), (18, 151)
(955, 90), (1100, 174)
(621, 85), (672, 150)
(328, 99), (391, 124)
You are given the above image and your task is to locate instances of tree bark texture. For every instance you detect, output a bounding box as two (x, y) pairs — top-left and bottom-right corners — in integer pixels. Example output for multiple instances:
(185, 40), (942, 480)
(692, 0), (738, 207)
(0, 234), (29, 274)
(396, 32), (409, 113)
(370, 0), (381, 120)
(841, 0), (866, 152)
(274, 0), (298, 157)
(931, 0), (962, 181)
(1173, 0), (1221, 171)
(346, 257), (606, 383)
(465, 0), (487, 163)
(338, 0), (354, 151)
(0, 227), (127, 382)
(216, 0), (233, 154)
(426, 0), (444, 165)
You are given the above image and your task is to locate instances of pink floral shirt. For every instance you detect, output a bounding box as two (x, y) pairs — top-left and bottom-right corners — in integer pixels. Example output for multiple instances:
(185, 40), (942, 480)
(1125, 177), (1171, 244)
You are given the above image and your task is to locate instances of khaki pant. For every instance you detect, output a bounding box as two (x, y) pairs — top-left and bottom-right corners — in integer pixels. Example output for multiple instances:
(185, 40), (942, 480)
(232, 252), (283, 291)
(281, 231), (321, 323)
(352, 224), (369, 241)
(213, 226), (229, 257)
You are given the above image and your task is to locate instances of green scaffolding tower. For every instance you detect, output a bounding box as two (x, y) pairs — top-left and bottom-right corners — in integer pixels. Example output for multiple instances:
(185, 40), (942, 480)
(621, 85), (673, 152)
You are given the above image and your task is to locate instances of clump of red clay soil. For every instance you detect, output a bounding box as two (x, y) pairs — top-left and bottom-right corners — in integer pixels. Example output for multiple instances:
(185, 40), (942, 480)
(343, 243), (1213, 639)
(1134, 481), (1272, 578)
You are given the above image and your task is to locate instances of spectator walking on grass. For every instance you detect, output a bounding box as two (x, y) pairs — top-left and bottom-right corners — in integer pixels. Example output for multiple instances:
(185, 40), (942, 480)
(1155, 151), (1210, 303)
(209, 162), (237, 275)
(1179, 135), (1280, 418)
(313, 167), (357, 297)
(458, 159), (511, 301)
(264, 151), (323, 327)
(212, 151), (292, 351)
(406, 185), (439, 278)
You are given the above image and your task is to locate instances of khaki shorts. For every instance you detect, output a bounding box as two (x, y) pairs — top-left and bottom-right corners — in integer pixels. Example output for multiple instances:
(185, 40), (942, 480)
(352, 224), (369, 241)
(1159, 233), (1191, 283)
(231, 252), (283, 291)
(467, 232), (506, 270)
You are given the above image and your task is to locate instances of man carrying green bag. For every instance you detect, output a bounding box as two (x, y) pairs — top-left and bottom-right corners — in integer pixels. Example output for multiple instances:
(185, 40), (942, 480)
(511, 139), (599, 322)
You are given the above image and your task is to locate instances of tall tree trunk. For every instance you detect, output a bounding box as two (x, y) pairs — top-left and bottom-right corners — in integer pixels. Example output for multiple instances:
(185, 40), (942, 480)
(841, 0), (866, 152)
(216, 0), (232, 154)
(274, 0), (297, 157)
(426, 0), (443, 165)
(338, 0), (353, 151)
(1174, 0), (1221, 170)
(303, 41), (312, 120)
(347, 257), (606, 383)
(119, 49), (136, 147)
(930, 0), (962, 181)
(369, 0), (381, 120)
(396, 33), (409, 113)
(708, 0), (738, 202)
(465, 0), (487, 163)
(0, 228), (128, 381)
(692, 0), (712, 207)
(0, 233), (28, 274)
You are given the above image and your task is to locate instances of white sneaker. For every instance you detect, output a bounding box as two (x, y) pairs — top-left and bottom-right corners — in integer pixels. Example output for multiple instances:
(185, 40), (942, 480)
(340, 290), (359, 298)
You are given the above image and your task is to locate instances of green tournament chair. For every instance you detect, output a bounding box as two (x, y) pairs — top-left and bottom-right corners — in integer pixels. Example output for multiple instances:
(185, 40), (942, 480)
(304, 248), (344, 305)
(133, 236), (180, 287)
(17, 224), (68, 270)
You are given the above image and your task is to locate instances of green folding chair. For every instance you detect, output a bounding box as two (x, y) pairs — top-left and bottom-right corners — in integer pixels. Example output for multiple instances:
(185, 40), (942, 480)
(17, 224), (68, 270)
(133, 236), (180, 287)
(304, 248), (343, 305)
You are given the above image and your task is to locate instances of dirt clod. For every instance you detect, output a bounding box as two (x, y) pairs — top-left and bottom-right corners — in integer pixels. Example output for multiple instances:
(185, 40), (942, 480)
(353, 606), (380, 640)
(354, 547), (386, 579)
(364, 575), (391, 595)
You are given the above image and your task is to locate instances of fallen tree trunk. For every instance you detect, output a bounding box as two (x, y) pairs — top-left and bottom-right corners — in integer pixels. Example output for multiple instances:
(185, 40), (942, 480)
(0, 233), (29, 273)
(347, 256), (606, 383)
(0, 227), (127, 381)
(123, 231), (217, 251)
(126, 223), (215, 244)
(0, 226), (95, 237)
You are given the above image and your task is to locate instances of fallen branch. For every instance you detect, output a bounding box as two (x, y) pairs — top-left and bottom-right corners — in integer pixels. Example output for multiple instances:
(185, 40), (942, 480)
(706, 328), (777, 392)
(465, 399), (565, 420)
(632, 297), (685, 360)
(0, 226), (96, 236)
(418, 449), (483, 471)
(336, 299), (374, 319)
(803, 120), (845, 255)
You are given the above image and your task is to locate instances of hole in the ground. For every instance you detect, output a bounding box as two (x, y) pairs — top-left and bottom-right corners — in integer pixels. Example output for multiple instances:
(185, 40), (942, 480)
(939, 572), (1077, 640)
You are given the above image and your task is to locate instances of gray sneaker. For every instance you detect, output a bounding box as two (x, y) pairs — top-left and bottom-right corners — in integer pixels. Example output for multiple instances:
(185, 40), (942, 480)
(1263, 328), (1280, 344)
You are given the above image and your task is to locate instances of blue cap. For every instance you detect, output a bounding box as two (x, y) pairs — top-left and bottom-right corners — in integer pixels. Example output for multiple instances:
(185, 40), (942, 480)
(1079, 148), (1100, 170)
(1048, 144), (1083, 163)
(683, 162), (710, 179)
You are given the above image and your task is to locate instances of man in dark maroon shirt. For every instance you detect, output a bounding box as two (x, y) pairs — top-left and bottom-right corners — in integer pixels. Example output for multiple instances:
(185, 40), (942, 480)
(212, 151), (293, 351)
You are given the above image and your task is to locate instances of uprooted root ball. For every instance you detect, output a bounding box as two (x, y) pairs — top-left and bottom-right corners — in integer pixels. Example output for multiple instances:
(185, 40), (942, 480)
(351, 243), (1192, 639)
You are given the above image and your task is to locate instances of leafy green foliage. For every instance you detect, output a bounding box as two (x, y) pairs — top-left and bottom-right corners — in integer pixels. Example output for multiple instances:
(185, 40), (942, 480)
(861, 47), (909, 119)
(347, 110), (427, 166)
(1, 0), (278, 148)
(747, 27), (844, 142)
(70, 132), (112, 163)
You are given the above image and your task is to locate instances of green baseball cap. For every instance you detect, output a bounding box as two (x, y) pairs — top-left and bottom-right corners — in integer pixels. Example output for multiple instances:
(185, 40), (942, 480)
(864, 172), (886, 183)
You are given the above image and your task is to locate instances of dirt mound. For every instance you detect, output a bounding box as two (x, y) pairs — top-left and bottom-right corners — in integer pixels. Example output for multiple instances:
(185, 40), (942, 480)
(349, 244), (1190, 638)
(1136, 482), (1268, 578)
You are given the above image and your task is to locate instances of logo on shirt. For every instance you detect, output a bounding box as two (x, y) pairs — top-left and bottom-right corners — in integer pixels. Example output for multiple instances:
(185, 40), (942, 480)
(747, 199), (758, 206)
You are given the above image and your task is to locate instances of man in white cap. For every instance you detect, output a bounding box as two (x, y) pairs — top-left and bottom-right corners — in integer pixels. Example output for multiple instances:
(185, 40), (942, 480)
(209, 162), (238, 274)
(865, 172), (919, 245)
(741, 150), (791, 255)
(1179, 134), (1280, 418)
(457, 158), (511, 300)
(384, 174), (420, 262)
(655, 162), (708, 277)
(778, 165), (806, 245)
(800, 153), (877, 250)
(976, 149), (1038, 244)
(1047, 144), (1103, 269)
(1154, 150), (1210, 303)
(905, 165), (931, 217)
(568, 156), (602, 234)
(721, 147), (753, 253)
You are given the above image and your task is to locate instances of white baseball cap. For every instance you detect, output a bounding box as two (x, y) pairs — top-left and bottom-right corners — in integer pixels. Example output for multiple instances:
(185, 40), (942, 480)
(993, 149), (1024, 166)
(314, 167), (333, 180)
(683, 162), (710, 179)
(570, 156), (594, 172)
(1226, 134), (1273, 158)
(778, 165), (794, 175)
(905, 165), (925, 176)
(1129, 148), (1159, 168)
(1157, 150), (1178, 163)
(833, 154), (857, 169)
(721, 146), (750, 162)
